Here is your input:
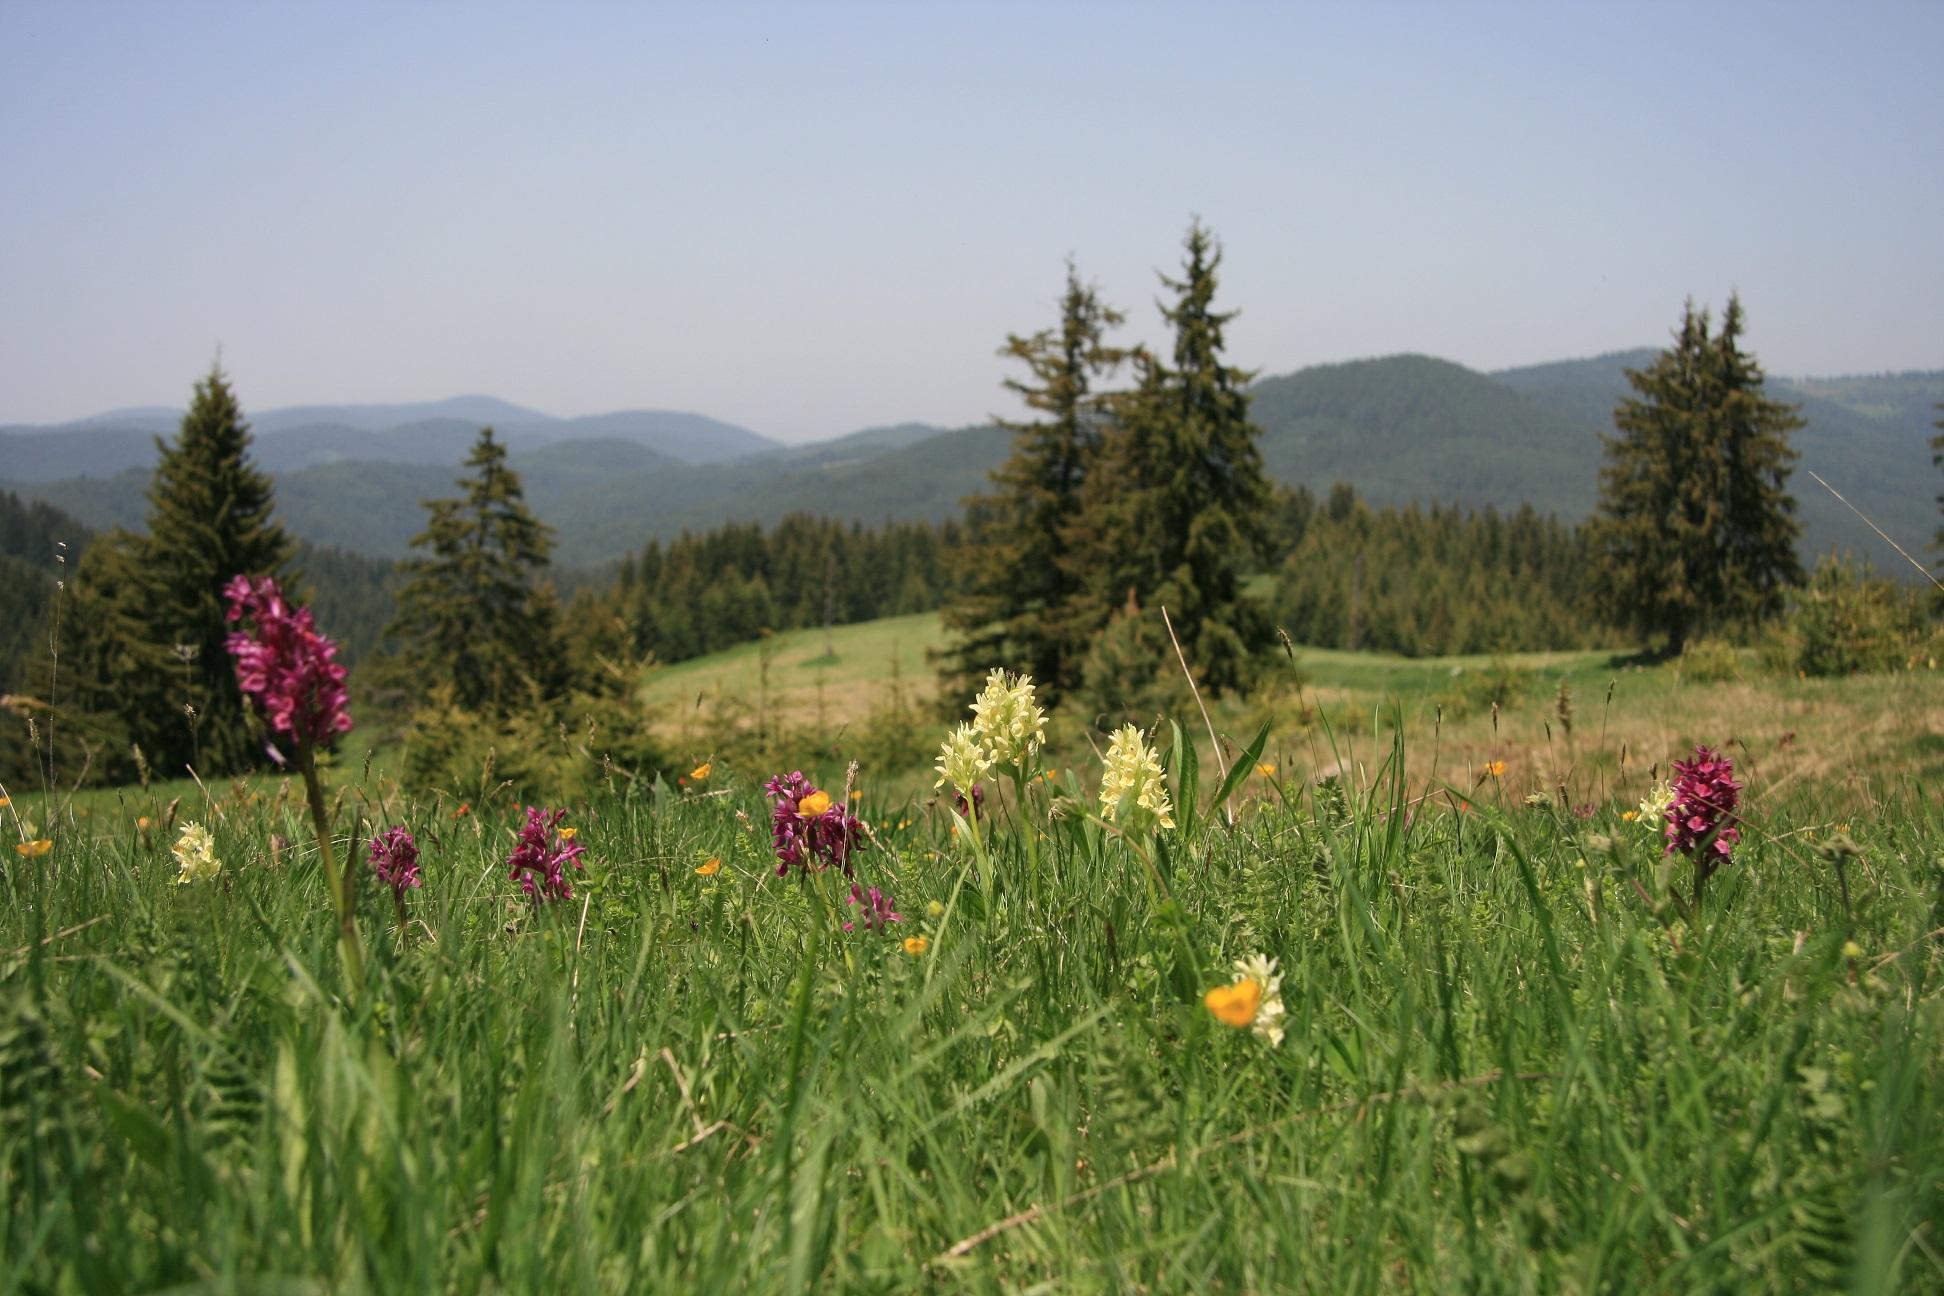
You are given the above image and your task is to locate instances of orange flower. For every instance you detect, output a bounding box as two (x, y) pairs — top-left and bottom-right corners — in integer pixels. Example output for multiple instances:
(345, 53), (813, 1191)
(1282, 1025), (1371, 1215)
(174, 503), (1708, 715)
(1255, 762), (1277, 778)
(558, 826), (578, 840)
(0, 795), (10, 809)
(797, 790), (832, 817)
(453, 802), (471, 819)
(902, 935), (930, 955)
(689, 761), (712, 782)
(1483, 760), (1506, 779)
(847, 788), (862, 800)
(695, 857), (722, 877)
(15, 839), (53, 859)
(1203, 978), (1262, 1028)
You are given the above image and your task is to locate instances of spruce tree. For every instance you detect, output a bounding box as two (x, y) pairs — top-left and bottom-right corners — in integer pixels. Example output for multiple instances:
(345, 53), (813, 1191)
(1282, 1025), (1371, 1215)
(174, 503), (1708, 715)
(944, 261), (1127, 698)
(1931, 404), (1943, 568)
(138, 364), (295, 775)
(1590, 296), (1803, 653)
(387, 428), (557, 713)
(1083, 221), (1271, 696)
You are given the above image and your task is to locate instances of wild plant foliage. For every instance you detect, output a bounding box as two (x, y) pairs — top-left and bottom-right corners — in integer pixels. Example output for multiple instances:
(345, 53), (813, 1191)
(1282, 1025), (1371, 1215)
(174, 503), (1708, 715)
(4, 662), (1940, 1289)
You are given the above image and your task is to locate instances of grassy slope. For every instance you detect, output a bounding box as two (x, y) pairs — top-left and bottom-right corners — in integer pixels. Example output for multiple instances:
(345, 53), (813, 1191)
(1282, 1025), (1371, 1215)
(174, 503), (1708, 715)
(642, 612), (944, 730)
(3, 698), (1939, 1289)
(637, 611), (1944, 812)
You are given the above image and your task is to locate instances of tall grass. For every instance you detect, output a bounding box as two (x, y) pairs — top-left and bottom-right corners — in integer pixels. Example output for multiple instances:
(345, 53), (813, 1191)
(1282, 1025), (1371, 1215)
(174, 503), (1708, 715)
(3, 726), (1940, 1291)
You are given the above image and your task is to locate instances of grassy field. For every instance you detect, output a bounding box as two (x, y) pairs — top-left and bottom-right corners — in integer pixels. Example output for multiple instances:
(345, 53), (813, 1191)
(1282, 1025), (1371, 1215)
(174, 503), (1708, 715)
(637, 610), (1944, 818)
(4, 664), (1942, 1290)
(643, 611), (944, 743)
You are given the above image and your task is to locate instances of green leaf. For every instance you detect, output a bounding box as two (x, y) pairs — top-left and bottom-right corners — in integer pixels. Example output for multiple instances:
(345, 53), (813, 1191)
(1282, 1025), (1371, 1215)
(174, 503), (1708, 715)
(1203, 718), (1271, 824)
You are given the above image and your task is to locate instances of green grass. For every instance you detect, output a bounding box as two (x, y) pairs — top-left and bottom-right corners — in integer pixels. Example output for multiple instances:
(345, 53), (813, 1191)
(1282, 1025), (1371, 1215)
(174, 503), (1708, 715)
(4, 712), (1941, 1291)
(644, 612), (943, 736)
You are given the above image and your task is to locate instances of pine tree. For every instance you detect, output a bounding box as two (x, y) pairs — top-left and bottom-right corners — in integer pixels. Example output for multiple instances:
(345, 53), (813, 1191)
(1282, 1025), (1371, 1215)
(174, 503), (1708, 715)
(138, 364), (294, 775)
(386, 428), (557, 713)
(944, 261), (1127, 698)
(1083, 221), (1272, 696)
(1590, 296), (1803, 653)
(1931, 404), (1943, 568)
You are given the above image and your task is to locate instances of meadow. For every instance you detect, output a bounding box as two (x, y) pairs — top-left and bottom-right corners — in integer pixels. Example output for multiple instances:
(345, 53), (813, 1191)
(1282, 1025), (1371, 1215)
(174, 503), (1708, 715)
(4, 645), (1942, 1292)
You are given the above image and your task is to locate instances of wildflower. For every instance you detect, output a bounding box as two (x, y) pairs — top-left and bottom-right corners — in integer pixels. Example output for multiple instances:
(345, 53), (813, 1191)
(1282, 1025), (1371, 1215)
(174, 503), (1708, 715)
(843, 884), (902, 933)
(764, 771), (865, 876)
(934, 723), (992, 800)
(172, 822), (222, 884)
(1841, 940), (1864, 960)
(696, 857), (722, 876)
(689, 761), (712, 782)
(1635, 780), (1674, 830)
(1203, 954), (1285, 1046)
(0, 795), (9, 808)
(1483, 760), (1507, 779)
(453, 802), (471, 819)
(968, 669), (1046, 768)
(1620, 810), (1638, 822)
(557, 826), (578, 841)
(137, 815), (153, 830)
(1664, 748), (1740, 862)
(903, 935), (930, 956)
(222, 574), (352, 755)
(15, 839), (52, 859)
(367, 826), (421, 899)
(951, 784), (986, 819)
(1255, 762), (1277, 778)
(1100, 725), (1174, 830)
(925, 899), (944, 919)
(506, 806), (586, 903)
(848, 788), (862, 801)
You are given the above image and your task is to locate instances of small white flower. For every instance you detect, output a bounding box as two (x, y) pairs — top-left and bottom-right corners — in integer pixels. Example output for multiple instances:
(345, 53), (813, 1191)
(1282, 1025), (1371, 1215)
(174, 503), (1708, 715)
(1205, 953), (1286, 1046)
(1100, 724), (1174, 830)
(1636, 780), (1674, 830)
(969, 668), (1047, 769)
(172, 822), (223, 885)
(934, 723), (993, 799)
(1233, 954), (1286, 1047)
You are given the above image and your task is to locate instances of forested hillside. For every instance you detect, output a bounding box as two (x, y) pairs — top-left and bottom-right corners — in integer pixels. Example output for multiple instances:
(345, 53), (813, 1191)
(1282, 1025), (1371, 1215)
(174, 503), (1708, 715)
(7, 359), (1937, 571)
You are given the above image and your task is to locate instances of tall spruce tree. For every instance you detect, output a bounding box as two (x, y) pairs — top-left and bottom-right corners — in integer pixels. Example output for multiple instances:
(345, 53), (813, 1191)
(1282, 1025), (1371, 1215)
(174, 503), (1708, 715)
(387, 428), (557, 713)
(138, 364), (294, 775)
(1082, 221), (1271, 696)
(1590, 296), (1803, 653)
(944, 261), (1127, 698)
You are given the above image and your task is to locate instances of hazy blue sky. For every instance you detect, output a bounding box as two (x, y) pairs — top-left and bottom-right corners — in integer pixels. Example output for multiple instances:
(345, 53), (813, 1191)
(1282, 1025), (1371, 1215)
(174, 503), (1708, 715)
(2, 1), (1939, 441)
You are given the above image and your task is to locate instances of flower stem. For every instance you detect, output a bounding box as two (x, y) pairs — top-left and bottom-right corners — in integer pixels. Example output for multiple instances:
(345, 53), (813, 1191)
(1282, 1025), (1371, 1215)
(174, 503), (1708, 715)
(297, 738), (365, 995)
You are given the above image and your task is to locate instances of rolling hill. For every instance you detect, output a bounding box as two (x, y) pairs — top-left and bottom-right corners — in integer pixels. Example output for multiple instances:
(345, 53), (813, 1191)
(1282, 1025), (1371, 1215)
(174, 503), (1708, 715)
(5, 355), (1937, 572)
(0, 399), (775, 483)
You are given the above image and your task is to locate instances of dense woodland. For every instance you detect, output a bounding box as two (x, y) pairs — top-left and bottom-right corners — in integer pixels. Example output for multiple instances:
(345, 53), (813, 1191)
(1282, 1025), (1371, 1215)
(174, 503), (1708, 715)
(1268, 485), (1602, 656)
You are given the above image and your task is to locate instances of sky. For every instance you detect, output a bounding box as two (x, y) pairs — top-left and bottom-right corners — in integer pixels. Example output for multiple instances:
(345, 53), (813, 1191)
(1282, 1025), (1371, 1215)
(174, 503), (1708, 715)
(2, 1), (1940, 442)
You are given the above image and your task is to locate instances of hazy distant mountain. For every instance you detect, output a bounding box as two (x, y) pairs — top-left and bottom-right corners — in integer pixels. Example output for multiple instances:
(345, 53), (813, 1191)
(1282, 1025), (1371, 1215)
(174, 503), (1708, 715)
(0, 399), (777, 482)
(250, 395), (552, 434)
(7, 358), (1937, 573)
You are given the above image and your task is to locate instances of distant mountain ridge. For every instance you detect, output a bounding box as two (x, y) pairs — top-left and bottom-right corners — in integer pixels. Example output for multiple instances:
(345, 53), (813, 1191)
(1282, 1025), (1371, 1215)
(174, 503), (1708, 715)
(5, 356), (1938, 573)
(0, 398), (776, 480)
